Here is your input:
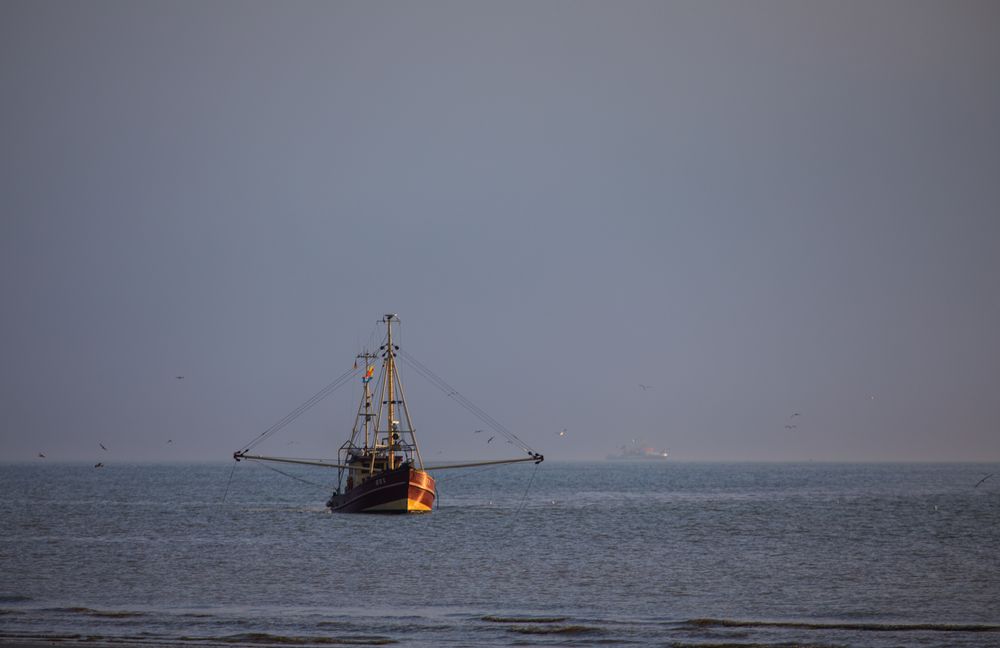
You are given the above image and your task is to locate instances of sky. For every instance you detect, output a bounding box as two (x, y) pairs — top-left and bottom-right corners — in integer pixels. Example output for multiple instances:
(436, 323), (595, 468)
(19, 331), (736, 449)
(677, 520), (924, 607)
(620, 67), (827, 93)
(1, 0), (998, 463)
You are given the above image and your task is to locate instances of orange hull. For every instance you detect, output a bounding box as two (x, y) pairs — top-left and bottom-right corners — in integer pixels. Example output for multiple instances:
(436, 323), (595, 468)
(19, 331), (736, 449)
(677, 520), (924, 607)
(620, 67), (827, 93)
(327, 466), (435, 513)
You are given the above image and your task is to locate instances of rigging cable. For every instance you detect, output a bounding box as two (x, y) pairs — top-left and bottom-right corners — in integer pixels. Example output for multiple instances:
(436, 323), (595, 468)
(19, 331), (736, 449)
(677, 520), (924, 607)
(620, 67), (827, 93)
(496, 462), (540, 535)
(236, 365), (360, 453)
(221, 460), (238, 503)
(250, 459), (331, 490)
(513, 462), (539, 517)
(431, 461), (508, 485)
(397, 349), (537, 456)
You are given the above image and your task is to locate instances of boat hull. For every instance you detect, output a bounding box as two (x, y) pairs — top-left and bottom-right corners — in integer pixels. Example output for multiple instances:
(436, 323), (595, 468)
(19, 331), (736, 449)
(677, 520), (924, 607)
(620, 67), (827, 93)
(327, 466), (436, 513)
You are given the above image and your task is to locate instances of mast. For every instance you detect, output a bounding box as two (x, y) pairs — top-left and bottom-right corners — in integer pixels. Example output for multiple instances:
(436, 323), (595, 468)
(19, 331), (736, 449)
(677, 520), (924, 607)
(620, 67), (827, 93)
(385, 313), (396, 471)
(363, 362), (371, 450)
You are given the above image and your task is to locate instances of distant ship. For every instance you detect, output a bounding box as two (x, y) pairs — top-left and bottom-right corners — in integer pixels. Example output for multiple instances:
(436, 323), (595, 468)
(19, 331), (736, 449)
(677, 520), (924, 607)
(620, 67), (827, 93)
(233, 314), (544, 513)
(607, 441), (669, 461)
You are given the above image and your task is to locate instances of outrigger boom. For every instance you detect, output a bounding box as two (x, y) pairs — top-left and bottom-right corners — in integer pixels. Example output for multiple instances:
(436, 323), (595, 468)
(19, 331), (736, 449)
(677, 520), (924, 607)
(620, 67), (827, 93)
(232, 450), (544, 471)
(425, 454), (545, 470)
(232, 451), (348, 469)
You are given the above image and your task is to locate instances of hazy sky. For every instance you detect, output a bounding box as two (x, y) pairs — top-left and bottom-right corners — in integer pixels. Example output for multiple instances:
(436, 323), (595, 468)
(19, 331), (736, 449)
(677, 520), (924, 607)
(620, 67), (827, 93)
(2, 0), (998, 463)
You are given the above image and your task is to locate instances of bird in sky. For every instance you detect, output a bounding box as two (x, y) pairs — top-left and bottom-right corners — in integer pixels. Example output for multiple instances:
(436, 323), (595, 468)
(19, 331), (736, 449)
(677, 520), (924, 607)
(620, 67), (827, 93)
(38, 452), (45, 458)
(473, 429), (483, 434)
(100, 443), (107, 451)
(176, 376), (184, 380)
(559, 428), (567, 437)
(166, 439), (173, 444)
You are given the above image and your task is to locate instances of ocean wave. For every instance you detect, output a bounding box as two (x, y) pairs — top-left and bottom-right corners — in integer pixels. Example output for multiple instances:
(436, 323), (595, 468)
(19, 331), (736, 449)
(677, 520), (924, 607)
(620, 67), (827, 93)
(668, 644), (832, 648)
(481, 615), (569, 623)
(0, 596), (32, 604)
(687, 618), (1000, 633)
(217, 632), (397, 645)
(0, 633), (83, 642)
(44, 606), (146, 618)
(506, 624), (604, 635)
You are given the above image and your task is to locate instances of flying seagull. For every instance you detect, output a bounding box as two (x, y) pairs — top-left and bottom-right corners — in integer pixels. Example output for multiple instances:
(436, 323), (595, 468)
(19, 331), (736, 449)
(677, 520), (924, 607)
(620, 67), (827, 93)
(974, 473), (994, 488)
(176, 376), (184, 380)
(38, 452), (45, 458)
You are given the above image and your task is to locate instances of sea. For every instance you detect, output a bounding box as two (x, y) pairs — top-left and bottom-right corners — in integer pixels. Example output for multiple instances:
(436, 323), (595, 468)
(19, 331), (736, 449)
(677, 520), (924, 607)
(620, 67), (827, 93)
(1, 461), (999, 648)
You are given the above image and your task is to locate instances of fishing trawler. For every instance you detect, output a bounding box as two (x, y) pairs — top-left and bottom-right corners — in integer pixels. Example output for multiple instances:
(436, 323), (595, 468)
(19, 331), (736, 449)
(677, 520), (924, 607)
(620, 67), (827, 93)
(606, 440), (669, 461)
(232, 314), (543, 513)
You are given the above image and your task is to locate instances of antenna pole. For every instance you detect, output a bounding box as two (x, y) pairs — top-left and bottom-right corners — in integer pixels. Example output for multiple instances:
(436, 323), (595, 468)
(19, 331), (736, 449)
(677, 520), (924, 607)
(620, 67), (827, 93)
(361, 352), (375, 450)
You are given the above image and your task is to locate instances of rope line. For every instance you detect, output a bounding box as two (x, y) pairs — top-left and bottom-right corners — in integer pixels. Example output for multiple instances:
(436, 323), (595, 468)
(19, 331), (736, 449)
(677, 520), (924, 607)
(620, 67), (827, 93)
(513, 463), (539, 517)
(397, 349), (536, 456)
(237, 366), (360, 453)
(432, 462), (507, 485)
(251, 459), (331, 490)
(221, 460), (238, 503)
